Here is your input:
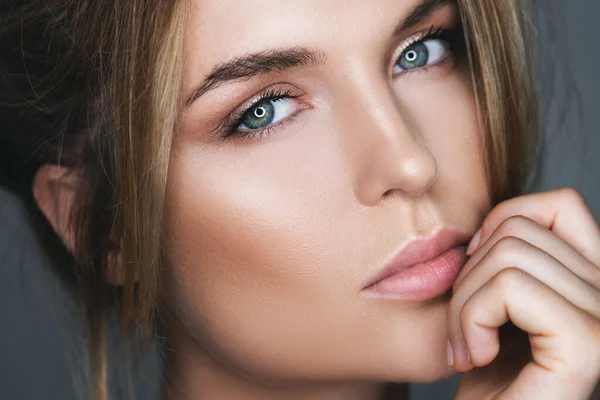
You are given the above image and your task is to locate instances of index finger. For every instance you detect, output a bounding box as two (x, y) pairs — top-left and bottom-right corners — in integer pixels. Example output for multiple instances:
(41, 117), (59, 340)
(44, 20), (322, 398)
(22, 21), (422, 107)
(467, 188), (600, 266)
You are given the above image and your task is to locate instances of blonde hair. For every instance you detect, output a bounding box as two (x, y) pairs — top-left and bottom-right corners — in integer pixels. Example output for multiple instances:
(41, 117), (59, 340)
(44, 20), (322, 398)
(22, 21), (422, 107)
(459, 1), (539, 200)
(0, 1), (538, 398)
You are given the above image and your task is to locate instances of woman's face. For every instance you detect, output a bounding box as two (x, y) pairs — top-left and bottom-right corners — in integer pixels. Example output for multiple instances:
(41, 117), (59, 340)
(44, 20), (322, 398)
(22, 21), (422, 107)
(163, 0), (490, 384)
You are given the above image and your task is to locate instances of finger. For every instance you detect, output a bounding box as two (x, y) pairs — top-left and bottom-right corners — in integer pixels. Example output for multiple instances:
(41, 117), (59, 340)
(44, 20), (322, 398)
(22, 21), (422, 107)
(454, 216), (600, 291)
(458, 268), (600, 399)
(467, 188), (600, 266)
(448, 237), (600, 370)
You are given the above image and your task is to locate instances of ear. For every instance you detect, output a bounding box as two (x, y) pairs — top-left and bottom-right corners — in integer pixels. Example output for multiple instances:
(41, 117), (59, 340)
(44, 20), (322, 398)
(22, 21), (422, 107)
(32, 165), (127, 286)
(33, 165), (80, 254)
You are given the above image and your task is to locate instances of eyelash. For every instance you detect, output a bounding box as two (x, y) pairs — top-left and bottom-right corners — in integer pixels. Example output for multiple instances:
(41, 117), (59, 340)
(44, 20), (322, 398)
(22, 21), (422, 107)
(220, 88), (304, 141)
(393, 25), (466, 75)
(221, 25), (465, 142)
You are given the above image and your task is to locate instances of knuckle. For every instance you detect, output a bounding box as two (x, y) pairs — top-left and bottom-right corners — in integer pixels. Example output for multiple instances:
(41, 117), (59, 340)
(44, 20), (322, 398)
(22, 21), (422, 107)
(494, 215), (533, 237)
(556, 187), (585, 207)
(488, 198), (512, 217)
(489, 236), (528, 260)
(490, 267), (524, 294)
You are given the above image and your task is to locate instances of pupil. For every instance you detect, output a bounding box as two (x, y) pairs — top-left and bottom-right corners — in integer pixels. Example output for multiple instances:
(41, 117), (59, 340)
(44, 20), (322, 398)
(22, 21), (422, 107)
(405, 50), (418, 62)
(398, 42), (429, 70)
(254, 107), (266, 118)
(242, 100), (275, 130)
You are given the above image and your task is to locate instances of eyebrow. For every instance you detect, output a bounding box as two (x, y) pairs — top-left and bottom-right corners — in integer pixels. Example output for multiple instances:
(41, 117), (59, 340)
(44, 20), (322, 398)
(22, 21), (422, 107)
(185, 0), (454, 107)
(394, 0), (454, 35)
(185, 47), (326, 107)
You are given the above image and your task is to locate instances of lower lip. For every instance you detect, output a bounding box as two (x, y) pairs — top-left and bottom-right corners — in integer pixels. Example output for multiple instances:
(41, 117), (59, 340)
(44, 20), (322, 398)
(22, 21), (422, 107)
(364, 246), (467, 302)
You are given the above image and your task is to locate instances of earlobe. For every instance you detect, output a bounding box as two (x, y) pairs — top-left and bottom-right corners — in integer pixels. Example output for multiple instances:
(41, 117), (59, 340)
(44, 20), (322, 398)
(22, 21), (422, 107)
(32, 164), (81, 254)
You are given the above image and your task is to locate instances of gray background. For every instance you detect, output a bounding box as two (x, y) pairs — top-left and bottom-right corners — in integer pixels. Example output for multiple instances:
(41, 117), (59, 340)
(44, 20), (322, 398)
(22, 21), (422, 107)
(1, 1), (599, 399)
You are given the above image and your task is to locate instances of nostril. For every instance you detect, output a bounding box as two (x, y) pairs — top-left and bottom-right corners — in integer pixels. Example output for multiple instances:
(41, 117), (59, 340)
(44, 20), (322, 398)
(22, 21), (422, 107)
(381, 188), (408, 200)
(382, 189), (396, 199)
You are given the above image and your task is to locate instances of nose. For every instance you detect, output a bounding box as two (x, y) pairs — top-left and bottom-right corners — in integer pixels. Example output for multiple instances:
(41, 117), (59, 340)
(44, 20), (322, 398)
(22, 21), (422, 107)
(342, 82), (438, 206)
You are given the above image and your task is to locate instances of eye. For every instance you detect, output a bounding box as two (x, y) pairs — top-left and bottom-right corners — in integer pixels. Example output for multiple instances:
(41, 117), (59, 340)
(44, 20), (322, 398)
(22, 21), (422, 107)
(239, 97), (299, 131)
(393, 38), (449, 74)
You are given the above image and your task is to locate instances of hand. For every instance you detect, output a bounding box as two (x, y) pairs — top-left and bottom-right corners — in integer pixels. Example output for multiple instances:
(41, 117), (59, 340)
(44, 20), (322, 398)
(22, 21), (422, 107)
(447, 188), (600, 399)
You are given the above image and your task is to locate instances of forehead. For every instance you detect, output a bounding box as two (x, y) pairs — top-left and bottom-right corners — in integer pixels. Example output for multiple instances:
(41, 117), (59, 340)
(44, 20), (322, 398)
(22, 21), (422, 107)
(182, 0), (425, 74)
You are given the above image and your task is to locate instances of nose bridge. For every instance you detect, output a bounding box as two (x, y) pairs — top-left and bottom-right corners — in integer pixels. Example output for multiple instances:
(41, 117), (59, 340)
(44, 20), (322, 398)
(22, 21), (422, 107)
(339, 77), (438, 206)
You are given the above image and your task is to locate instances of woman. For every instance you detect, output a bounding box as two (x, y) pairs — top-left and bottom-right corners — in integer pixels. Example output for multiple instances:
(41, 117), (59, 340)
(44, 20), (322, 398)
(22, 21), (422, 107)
(2, 0), (600, 399)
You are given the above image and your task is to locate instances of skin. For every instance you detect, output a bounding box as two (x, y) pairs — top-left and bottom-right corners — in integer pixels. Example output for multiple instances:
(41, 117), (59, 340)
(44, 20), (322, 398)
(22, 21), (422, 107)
(449, 190), (600, 399)
(30, 0), (600, 399)
(163, 0), (485, 398)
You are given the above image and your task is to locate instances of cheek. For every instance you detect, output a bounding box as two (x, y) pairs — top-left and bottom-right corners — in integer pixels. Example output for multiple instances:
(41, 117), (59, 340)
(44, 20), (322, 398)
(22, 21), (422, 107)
(163, 126), (347, 296)
(160, 130), (370, 378)
(163, 143), (325, 299)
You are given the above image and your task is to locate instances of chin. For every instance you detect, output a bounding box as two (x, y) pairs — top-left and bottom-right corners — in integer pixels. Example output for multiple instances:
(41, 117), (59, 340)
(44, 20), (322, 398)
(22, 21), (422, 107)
(360, 296), (457, 384)
(371, 348), (458, 384)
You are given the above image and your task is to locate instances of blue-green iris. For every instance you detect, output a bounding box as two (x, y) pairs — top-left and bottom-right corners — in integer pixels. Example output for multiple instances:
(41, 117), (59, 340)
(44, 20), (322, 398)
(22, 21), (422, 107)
(397, 42), (429, 70)
(242, 101), (275, 130)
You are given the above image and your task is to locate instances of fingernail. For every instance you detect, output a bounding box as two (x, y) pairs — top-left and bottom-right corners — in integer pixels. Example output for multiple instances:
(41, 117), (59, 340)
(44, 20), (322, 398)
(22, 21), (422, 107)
(447, 340), (454, 367)
(466, 228), (482, 256)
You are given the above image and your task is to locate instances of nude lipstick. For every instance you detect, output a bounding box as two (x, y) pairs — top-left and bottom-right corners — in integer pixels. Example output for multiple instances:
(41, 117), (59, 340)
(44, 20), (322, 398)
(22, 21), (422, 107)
(362, 229), (469, 301)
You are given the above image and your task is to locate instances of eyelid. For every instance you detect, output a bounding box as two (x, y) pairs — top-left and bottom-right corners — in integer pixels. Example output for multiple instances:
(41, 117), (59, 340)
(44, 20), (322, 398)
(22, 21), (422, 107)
(237, 97), (305, 132)
(230, 89), (283, 124)
(218, 84), (307, 139)
(389, 26), (444, 72)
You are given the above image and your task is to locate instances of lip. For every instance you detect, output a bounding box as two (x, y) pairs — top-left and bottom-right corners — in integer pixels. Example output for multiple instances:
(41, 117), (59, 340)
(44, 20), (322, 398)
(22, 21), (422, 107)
(362, 228), (470, 301)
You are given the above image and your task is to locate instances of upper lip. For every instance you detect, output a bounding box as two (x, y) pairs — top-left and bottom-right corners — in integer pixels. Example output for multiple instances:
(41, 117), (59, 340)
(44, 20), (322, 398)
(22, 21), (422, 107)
(362, 228), (471, 289)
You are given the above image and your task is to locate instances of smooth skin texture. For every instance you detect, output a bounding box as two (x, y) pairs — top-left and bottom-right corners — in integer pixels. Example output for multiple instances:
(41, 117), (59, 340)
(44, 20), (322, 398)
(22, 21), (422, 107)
(29, 0), (600, 399)
(162, 0), (486, 398)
